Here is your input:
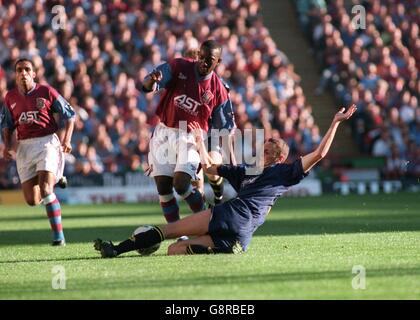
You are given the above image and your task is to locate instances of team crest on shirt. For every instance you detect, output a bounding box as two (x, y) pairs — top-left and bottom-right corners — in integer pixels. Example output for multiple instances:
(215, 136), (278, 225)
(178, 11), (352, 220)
(201, 90), (214, 104)
(36, 98), (46, 109)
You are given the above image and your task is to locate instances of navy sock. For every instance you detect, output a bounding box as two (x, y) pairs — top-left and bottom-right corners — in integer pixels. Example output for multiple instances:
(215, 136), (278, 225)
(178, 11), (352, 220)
(115, 239), (136, 255)
(209, 177), (224, 204)
(114, 226), (164, 255)
(134, 226), (164, 250)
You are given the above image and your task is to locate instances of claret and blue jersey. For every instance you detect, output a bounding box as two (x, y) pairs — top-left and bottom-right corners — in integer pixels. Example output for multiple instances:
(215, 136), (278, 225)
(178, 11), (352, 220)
(145, 58), (235, 133)
(1, 84), (75, 140)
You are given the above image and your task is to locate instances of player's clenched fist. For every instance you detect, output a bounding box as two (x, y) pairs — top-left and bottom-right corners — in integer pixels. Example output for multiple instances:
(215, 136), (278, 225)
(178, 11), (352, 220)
(62, 141), (72, 153)
(150, 70), (162, 83)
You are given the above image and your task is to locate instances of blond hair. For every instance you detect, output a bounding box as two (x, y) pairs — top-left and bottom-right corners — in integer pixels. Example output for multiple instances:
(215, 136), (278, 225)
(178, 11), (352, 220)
(267, 138), (289, 161)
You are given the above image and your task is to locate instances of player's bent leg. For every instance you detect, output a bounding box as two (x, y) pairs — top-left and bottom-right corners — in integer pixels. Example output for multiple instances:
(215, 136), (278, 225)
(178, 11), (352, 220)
(162, 209), (212, 238)
(174, 171), (205, 212)
(38, 171), (65, 245)
(173, 171), (192, 195)
(93, 210), (212, 258)
(21, 177), (42, 206)
(167, 235), (215, 255)
(38, 170), (55, 198)
(155, 176), (180, 222)
(154, 176), (174, 195)
(94, 225), (166, 258)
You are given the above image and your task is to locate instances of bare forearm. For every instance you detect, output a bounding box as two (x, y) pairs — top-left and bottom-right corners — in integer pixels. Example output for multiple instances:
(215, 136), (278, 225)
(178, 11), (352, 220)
(316, 120), (340, 158)
(196, 139), (220, 175)
(1, 128), (12, 149)
(196, 139), (212, 168)
(62, 118), (75, 144)
(301, 105), (356, 173)
(228, 134), (237, 166)
(301, 120), (340, 172)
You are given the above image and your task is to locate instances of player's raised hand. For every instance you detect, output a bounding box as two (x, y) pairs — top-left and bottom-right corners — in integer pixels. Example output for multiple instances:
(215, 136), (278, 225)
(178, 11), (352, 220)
(188, 121), (203, 145)
(333, 104), (357, 123)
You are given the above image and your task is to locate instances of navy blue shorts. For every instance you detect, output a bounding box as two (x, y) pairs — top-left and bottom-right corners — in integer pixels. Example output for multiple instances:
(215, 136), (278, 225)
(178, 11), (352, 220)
(208, 199), (252, 254)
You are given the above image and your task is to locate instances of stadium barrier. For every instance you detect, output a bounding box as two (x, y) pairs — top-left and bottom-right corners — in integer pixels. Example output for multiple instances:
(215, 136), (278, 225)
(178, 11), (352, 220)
(0, 190), (25, 205)
(55, 179), (323, 205)
(285, 178), (322, 197)
(59, 172), (157, 187)
(331, 180), (404, 195)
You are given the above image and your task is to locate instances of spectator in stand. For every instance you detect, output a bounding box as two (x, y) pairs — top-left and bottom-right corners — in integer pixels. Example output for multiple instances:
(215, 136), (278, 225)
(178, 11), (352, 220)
(298, 0), (419, 179)
(372, 129), (392, 158)
(385, 144), (407, 179)
(1, 1), (319, 189)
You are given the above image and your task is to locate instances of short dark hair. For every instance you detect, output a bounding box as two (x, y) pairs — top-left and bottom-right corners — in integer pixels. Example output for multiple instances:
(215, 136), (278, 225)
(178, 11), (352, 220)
(14, 58), (35, 71)
(201, 39), (222, 53)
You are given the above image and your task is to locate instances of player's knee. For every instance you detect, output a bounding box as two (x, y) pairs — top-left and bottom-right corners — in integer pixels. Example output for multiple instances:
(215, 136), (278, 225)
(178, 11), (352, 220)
(25, 197), (40, 206)
(167, 243), (187, 255)
(157, 185), (173, 196)
(155, 178), (173, 195)
(173, 178), (190, 196)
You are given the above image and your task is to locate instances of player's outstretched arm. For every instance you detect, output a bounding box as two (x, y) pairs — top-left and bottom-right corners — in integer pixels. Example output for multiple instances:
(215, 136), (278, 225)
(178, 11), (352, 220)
(301, 104), (357, 173)
(189, 121), (220, 176)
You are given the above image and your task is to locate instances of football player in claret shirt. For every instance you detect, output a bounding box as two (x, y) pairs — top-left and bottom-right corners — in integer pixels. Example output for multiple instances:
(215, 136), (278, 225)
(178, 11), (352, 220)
(142, 39), (235, 224)
(0, 58), (75, 246)
(94, 105), (357, 257)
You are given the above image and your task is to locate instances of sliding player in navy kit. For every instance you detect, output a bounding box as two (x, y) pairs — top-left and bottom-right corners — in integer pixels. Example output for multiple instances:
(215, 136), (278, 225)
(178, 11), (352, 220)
(94, 105), (357, 256)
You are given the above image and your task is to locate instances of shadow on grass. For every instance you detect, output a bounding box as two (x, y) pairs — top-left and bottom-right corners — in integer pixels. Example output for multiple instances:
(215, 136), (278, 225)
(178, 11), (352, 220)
(255, 212), (420, 236)
(0, 210), (163, 222)
(1, 267), (420, 295)
(1, 211), (419, 246)
(91, 266), (420, 288)
(0, 225), (135, 246)
(0, 253), (146, 264)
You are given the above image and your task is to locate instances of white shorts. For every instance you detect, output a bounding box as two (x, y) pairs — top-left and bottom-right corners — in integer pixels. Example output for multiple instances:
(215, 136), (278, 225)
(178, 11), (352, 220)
(16, 133), (64, 183)
(147, 123), (200, 179)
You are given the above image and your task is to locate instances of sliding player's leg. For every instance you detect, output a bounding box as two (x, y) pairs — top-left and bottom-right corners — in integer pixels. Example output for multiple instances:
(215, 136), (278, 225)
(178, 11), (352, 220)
(94, 209), (213, 258)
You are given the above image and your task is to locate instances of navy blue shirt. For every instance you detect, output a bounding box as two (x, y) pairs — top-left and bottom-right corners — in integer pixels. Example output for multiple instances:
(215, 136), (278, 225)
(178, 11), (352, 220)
(217, 159), (308, 241)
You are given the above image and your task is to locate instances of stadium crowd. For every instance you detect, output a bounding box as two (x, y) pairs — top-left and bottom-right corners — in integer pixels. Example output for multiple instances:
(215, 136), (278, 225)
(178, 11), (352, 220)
(295, 0), (419, 179)
(0, 0), (321, 188)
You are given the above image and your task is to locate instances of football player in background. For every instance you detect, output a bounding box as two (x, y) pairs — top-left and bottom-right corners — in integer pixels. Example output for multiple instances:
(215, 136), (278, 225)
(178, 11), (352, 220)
(183, 46), (237, 205)
(142, 39), (235, 224)
(94, 105), (357, 257)
(1, 58), (75, 246)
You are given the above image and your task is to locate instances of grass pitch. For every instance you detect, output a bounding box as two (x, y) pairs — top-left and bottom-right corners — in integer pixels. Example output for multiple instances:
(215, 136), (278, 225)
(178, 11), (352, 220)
(0, 193), (419, 299)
